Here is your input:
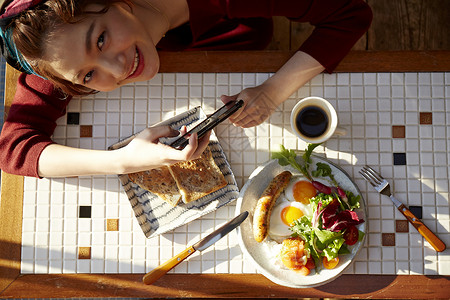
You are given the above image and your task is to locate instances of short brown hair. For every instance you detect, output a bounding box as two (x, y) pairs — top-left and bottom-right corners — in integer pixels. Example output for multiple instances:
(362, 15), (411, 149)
(10, 0), (131, 96)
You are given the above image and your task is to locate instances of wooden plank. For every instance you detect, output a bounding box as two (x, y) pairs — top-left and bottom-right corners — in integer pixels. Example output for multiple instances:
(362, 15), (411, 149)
(1, 274), (448, 298)
(367, 0), (450, 50)
(290, 22), (367, 51)
(0, 66), (23, 294)
(289, 22), (315, 50)
(158, 50), (450, 73)
(266, 16), (291, 50)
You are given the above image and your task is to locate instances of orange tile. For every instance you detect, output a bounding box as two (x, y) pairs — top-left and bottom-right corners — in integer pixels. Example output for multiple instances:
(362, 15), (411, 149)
(382, 233), (396, 246)
(395, 220), (409, 232)
(78, 247), (91, 259)
(80, 125), (93, 137)
(392, 126), (405, 138)
(420, 112), (432, 124)
(107, 219), (119, 231)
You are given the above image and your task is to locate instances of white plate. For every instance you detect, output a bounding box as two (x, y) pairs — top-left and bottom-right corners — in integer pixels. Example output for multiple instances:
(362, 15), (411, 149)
(109, 107), (239, 238)
(235, 155), (366, 288)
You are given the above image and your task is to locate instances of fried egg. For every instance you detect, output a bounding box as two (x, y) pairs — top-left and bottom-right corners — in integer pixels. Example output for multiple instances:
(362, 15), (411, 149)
(285, 177), (317, 204)
(268, 176), (316, 239)
(268, 197), (312, 238)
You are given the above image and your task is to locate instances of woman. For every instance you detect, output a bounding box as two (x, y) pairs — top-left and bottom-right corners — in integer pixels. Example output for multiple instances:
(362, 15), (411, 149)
(0, 0), (372, 178)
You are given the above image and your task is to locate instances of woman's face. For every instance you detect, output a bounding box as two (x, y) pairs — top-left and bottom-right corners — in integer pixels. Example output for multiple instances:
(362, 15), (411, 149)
(42, 2), (160, 92)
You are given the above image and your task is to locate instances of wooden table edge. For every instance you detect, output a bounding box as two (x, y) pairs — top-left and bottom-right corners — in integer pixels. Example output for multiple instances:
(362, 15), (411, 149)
(1, 51), (450, 298)
(0, 66), (23, 295)
(158, 50), (450, 73)
(1, 274), (449, 299)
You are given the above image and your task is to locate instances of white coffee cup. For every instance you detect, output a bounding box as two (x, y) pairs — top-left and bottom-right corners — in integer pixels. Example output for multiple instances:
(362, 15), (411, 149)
(290, 96), (346, 144)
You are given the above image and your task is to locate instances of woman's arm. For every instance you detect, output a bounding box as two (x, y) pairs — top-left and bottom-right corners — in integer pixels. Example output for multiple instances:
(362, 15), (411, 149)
(220, 0), (373, 127)
(0, 73), (209, 178)
(38, 126), (210, 177)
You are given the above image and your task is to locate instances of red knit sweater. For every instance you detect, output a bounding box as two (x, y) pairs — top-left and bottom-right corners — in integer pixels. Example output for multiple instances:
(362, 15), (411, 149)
(0, 0), (372, 177)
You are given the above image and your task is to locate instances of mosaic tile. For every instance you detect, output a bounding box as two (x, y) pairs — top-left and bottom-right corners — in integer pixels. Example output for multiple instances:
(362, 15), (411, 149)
(79, 206), (92, 218)
(419, 112), (432, 124)
(382, 233), (396, 246)
(409, 206), (423, 219)
(392, 126), (405, 138)
(107, 219), (119, 231)
(67, 112), (80, 125)
(395, 220), (409, 232)
(80, 125), (93, 138)
(78, 247), (91, 259)
(393, 153), (407, 165)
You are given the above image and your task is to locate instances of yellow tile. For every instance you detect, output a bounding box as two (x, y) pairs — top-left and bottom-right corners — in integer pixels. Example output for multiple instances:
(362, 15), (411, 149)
(107, 219), (119, 231)
(78, 247), (91, 259)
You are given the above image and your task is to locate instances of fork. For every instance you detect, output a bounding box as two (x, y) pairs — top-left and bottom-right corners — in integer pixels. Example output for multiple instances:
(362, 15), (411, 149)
(359, 165), (446, 252)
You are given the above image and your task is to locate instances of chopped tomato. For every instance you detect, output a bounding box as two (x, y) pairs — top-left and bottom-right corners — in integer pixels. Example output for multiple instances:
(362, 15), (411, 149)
(344, 225), (359, 246)
(297, 265), (310, 276)
(305, 258), (315, 270)
(280, 238), (306, 270)
(323, 257), (339, 269)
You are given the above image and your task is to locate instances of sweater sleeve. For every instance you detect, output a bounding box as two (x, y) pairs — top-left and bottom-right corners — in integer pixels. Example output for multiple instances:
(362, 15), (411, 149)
(0, 73), (70, 177)
(224, 0), (373, 72)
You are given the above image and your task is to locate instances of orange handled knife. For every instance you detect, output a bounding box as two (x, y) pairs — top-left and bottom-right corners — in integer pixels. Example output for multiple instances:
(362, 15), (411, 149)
(143, 211), (249, 285)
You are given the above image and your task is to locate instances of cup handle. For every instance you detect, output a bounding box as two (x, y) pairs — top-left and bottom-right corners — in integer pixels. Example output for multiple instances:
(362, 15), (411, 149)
(334, 126), (347, 136)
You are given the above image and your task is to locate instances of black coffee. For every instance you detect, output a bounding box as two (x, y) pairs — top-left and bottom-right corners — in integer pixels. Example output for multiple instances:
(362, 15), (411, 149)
(295, 106), (329, 137)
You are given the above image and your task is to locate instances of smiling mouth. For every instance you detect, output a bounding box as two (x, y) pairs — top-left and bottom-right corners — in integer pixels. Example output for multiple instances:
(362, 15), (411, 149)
(129, 49), (140, 77)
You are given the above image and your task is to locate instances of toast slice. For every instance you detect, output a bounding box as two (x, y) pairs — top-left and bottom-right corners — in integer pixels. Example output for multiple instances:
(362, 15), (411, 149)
(169, 146), (228, 203)
(128, 166), (182, 206)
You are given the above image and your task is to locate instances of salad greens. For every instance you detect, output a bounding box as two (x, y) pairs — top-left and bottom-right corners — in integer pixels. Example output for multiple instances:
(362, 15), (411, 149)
(271, 144), (321, 181)
(271, 144), (364, 272)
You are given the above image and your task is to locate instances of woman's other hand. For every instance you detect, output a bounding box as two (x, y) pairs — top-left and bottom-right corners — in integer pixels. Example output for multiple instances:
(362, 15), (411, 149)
(221, 51), (325, 129)
(220, 85), (281, 128)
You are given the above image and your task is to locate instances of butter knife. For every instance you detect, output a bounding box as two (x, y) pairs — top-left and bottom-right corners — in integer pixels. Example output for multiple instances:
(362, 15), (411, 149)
(142, 211), (249, 285)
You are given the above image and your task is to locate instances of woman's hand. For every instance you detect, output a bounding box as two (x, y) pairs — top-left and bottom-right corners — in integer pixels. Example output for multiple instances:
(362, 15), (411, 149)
(220, 85), (281, 128)
(120, 125), (211, 173)
(221, 51), (325, 128)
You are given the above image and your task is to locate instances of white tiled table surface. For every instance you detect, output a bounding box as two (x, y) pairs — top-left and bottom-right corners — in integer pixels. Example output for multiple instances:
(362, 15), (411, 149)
(21, 72), (450, 275)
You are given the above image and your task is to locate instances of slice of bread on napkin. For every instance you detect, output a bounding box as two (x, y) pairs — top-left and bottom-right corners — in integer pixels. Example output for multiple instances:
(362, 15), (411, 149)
(128, 166), (182, 206)
(168, 146), (228, 203)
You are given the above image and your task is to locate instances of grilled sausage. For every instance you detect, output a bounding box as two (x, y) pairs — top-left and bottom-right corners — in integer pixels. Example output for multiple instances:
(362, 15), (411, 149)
(253, 170), (292, 242)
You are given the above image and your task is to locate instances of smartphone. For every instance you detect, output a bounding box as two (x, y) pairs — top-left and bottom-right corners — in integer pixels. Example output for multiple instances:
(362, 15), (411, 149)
(169, 100), (244, 150)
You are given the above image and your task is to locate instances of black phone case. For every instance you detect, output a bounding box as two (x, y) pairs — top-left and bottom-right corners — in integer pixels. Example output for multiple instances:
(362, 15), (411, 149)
(169, 100), (244, 150)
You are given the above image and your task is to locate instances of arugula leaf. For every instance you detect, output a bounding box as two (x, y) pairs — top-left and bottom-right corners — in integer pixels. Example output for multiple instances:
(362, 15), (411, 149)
(271, 143), (321, 180)
(271, 144), (311, 179)
(291, 216), (313, 240)
(312, 162), (338, 186)
(346, 191), (361, 210)
(302, 143), (321, 173)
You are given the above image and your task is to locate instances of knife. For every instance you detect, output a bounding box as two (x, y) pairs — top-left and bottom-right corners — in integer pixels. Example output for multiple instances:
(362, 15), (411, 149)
(142, 210), (249, 285)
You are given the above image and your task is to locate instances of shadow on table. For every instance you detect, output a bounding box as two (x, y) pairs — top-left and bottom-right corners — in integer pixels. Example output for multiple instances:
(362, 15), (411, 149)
(316, 274), (395, 295)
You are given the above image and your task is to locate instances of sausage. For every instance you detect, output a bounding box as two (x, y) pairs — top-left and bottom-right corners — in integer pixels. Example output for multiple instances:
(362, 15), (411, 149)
(253, 170), (292, 242)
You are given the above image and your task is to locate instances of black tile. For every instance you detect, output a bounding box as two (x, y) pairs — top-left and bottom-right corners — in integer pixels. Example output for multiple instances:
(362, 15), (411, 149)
(409, 206), (422, 219)
(393, 153), (407, 165)
(67, 112), (80, 125)
(79, 206), (92, 218)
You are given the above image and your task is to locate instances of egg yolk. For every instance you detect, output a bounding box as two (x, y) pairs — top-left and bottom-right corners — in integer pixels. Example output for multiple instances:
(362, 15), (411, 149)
(293, 181), (317, 204)
(281, 205), (304, 226)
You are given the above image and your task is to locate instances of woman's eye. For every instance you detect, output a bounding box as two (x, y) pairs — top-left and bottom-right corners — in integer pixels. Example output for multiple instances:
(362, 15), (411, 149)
(83, 70), (94, 84)
(97, 32), (105, 50)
